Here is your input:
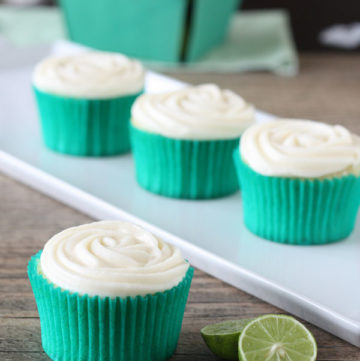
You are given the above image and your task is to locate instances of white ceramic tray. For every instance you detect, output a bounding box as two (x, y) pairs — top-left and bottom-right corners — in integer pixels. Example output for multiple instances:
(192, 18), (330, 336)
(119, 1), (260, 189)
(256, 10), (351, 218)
(1, 59), (360, 347)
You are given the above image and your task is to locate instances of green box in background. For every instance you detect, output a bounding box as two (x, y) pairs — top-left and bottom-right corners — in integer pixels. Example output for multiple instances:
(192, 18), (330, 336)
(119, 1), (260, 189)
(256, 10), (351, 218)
(186, 0), (240, 61)
(59, 0), (241, 62)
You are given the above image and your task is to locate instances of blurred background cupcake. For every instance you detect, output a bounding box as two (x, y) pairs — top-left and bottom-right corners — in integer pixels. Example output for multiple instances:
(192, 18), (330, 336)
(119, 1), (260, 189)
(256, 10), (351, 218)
(131, 84), (255, 199)
(234, 119), (360, 245)
(28, 220), (193, 361)
(33, 51), (145, 156)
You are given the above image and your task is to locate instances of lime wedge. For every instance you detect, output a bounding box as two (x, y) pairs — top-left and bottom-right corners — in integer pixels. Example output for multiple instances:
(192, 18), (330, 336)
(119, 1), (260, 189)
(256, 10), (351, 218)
(238, 314), (317, 361)
(201, 319), (253, 360)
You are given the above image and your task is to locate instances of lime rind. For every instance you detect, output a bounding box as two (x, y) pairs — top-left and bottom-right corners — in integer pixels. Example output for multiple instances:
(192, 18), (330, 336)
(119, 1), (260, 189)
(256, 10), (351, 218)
(238, 315), (317, 361)
(201, 319), (252, 361)
(201, 319), (251, 336)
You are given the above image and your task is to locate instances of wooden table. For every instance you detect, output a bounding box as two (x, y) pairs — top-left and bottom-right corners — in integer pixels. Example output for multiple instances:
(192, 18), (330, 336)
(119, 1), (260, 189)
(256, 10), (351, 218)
(1, 53), (360, 361)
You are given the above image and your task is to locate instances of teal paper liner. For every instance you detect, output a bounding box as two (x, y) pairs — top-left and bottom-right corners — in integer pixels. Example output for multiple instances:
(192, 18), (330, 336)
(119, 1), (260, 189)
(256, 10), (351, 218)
(234, 150), (360, 245)
(130, 125), (239, 199)
(28, 252), (193, 361)
(34, 87), (143, 156)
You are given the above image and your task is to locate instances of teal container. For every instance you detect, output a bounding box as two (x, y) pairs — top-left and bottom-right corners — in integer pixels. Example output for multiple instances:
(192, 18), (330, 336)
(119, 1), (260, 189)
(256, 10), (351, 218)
(131, 125), (239, 199)
(234, 151), (360, 245)
(28, 252), (193, 361)
(59, 0), (241, 62)
(34, 87), (142, 156)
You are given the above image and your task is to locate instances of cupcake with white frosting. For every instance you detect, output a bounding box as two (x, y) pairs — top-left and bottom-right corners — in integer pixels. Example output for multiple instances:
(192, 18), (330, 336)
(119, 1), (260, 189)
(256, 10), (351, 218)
(234, 119), (360, 245)
(33, 51), (145, 156)
(131, 84), (255, 199)
(28, 221), (193, 361)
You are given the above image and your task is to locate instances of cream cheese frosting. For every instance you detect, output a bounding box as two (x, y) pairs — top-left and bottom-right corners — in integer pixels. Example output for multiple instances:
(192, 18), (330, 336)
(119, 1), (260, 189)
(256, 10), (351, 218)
(131, 84), (255, 139)
(40, 221), (189, 297)
(240, 119), (360, 178)
(33, 52), (145, 98)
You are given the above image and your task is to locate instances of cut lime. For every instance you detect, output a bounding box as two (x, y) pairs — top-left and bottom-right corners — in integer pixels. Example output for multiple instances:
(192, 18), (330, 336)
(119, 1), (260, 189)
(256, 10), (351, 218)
(238, 314), (317, 361)
(201, 319), (253, 360)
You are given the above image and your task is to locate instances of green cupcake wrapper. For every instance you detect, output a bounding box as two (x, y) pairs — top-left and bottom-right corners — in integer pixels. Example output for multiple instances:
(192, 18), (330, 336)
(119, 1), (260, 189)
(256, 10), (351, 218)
(28, 251), (193, 361)
(130, 125), (239, 199)
(34, 87), (143, 156)
(233, 150), (360, 245)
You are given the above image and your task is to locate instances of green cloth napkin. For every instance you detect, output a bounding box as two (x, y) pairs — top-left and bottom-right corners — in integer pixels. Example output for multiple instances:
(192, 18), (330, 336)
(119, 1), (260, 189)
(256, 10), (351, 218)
(0, 6), (298, 76)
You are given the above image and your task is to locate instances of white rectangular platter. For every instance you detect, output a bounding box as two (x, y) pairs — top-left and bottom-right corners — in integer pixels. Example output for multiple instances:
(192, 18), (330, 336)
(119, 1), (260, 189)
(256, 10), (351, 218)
(1, 52), (360, 347)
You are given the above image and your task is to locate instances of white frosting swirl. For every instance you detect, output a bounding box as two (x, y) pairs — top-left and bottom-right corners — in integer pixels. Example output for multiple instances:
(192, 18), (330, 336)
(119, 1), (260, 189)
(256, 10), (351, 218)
(240, 119), (360, 178)
(40, 221), (189, 297)
(33, 52), (145, 98)
(131, 84), (255, 139)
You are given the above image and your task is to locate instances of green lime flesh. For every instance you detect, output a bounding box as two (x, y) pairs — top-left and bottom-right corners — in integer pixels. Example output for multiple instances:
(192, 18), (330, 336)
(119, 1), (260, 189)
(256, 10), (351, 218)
(201, 319), (253, 360)
(238, 314), (317, 361)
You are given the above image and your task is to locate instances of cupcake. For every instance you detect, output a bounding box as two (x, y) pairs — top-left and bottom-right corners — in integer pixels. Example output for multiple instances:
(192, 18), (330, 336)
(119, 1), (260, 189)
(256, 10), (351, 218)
(130, 84), (255, 199)
(33, 52), (145, 156)
(28, 221), (193, 361)
(234, 119), (360, 245)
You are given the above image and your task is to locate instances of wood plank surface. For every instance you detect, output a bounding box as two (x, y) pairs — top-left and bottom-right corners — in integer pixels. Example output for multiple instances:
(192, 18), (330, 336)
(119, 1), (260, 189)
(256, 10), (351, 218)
(1, 53), (360, 361)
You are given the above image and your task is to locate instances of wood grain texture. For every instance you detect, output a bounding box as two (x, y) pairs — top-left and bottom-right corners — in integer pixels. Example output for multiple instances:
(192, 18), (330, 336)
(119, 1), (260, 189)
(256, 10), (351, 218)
(1, 54), (360, 361)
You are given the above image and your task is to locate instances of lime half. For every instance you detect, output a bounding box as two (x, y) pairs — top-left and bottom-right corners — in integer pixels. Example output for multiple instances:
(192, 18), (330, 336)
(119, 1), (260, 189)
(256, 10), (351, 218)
(238, 314), (317, 361)
(201, 319), (252, 360)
